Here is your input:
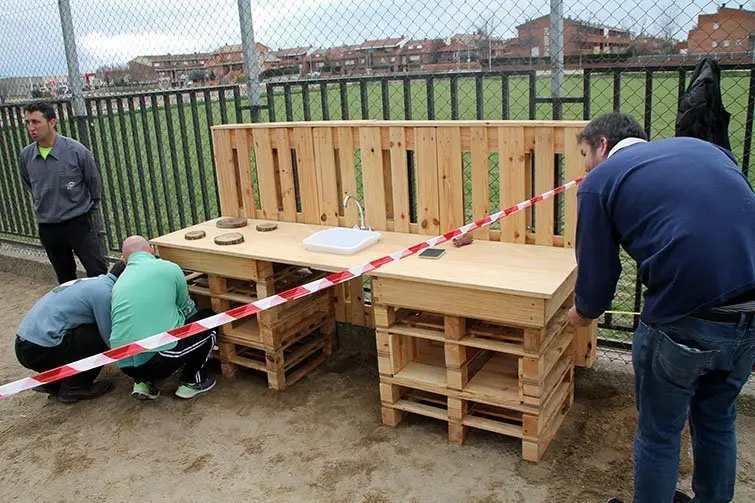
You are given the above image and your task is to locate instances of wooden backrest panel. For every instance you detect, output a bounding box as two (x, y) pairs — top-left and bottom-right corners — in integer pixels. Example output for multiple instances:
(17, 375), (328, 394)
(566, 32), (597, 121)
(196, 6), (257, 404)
(212, 120), (588, 249)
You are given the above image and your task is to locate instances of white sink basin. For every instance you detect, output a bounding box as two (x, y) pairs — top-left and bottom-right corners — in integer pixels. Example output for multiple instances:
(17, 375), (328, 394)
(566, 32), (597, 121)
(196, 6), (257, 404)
(303, 227), (382, 255)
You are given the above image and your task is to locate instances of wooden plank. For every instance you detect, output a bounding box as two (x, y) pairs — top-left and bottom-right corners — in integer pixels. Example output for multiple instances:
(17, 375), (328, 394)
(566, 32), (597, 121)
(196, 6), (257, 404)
(391, 399), (448, 421)
(212, 129), (240, 216)
(213, 119), (589, 130)
(158, 247), (260, 281)
(335, 127), (360, 325)
(372, 276), (547, 328)
(347, 278), (366, 326)
(292, 127), (320, 224)
(500, 127), (526, 243)
(312, 127), (340, 226)
(383, 148), (394, 220)
(437, 126), (464, 233)
(276, 128), (297, 221)
(525, 152), (533, 233)
(234, 130), (257, 218)
(563, 127), (583, 248)
(389, 127), (411, 232)
(415, 127), (440, 235)
(535, 127), (555, 246)
(250, 128), (278, 220)
(464, 415), (523, 439)
(337, 127), (360, 226)
(470, 126), (490, 240)
(359, 127), (388, 230)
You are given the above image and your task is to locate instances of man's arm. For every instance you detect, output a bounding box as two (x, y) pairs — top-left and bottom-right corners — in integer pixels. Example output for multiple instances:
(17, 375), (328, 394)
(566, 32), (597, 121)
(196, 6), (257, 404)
(173, 263), (197, 320)
(572, 191), (622, 322)
(81, 149), (103, 206)
(90, 286), (113, 346)
(19, 150), (31, 191)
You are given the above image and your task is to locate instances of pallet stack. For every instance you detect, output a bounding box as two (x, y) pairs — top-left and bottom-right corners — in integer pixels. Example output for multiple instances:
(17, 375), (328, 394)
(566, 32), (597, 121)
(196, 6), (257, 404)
(374, 296), (576, 463)
(184, 263), (336, 390)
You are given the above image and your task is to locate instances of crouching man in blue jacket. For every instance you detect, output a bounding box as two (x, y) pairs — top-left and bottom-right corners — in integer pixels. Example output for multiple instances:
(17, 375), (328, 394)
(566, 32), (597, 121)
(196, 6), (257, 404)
(15, 261), (126, 404)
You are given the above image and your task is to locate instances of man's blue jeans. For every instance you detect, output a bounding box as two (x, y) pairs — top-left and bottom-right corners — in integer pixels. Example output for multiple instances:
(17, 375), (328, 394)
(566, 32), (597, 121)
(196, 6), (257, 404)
(632, 314), (755, 503)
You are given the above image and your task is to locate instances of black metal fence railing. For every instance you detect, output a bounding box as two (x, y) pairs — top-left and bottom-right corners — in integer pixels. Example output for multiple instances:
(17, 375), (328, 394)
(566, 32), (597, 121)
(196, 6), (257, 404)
(2, 65), (754, 357)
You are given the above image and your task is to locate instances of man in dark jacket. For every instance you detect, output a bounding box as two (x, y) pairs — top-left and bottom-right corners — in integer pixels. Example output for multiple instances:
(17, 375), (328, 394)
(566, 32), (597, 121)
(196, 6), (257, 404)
(569, 112), (755, 503)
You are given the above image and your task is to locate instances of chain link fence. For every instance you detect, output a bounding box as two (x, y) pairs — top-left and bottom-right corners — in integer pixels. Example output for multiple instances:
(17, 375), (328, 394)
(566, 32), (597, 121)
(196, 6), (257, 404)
(2, 0), (755, 363)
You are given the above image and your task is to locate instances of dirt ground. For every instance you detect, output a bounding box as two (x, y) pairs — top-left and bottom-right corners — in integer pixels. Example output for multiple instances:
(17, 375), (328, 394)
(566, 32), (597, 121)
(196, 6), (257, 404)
(1, 270), (755, 503)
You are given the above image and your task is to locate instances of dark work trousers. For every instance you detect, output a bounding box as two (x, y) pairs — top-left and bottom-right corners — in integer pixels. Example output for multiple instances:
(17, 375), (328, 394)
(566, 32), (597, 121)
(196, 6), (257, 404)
(15, 324), (108, 389)
(121, 309), (217, 385)
(38, 210), (108, 284)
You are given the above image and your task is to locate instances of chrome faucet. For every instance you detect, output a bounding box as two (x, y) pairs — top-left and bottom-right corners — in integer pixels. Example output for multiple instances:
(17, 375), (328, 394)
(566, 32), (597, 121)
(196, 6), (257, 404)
(342, 195), (369, 230)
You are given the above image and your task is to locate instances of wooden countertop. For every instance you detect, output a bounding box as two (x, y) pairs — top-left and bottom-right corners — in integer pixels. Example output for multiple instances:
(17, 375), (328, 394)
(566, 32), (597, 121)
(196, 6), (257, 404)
(150, 218), (577, 299)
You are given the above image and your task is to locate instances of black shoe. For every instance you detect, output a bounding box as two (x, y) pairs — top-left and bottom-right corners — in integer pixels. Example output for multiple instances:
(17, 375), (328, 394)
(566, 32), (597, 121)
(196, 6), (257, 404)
(673, 491), (691, 503)
(32, 383), (61, 395)
(606, 491), (689, 503)
(56, 381), (114, 404)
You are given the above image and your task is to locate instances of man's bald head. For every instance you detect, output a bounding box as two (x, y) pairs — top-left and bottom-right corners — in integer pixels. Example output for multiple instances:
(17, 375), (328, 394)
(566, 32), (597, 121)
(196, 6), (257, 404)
(121, 235), (154, 263)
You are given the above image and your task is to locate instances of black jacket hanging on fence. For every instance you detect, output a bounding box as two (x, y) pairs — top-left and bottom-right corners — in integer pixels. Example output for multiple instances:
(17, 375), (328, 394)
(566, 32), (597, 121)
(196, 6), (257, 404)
(675, 58), (732, 151)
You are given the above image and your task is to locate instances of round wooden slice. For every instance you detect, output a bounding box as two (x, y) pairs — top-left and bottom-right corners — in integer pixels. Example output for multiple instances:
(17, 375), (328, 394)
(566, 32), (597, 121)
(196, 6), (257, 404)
(214, 232), (244, 245)
(256, 222), (278, 232)
(184, 230), (206, 240)
(216, 217), (248, 229)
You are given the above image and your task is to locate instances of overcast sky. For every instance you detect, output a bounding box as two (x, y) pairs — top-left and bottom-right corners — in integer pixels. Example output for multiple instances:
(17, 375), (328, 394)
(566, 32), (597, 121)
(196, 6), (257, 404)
(0, 0), (742, 77)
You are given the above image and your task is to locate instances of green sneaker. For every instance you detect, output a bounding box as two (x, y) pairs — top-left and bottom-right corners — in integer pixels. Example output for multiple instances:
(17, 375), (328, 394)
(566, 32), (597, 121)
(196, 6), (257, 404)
(175, 376), (216, 399)
(131, 382), (159, 400)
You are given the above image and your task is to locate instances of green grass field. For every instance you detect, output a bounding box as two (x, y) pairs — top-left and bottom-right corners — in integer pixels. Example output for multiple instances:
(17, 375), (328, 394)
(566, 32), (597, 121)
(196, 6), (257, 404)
(1, 71), (752, 342)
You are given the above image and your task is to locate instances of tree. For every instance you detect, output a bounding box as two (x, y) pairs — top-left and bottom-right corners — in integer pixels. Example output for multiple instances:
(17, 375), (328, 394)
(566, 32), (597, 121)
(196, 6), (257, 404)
(655, 5), (681, 55)
(188, 69), (205, 83)
(0, 78), (11, 104)
(474, 17), (496, 67)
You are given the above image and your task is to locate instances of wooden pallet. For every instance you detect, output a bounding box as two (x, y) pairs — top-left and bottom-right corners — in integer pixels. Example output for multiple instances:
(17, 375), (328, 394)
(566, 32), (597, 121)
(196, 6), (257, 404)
(373, 297), (576, 462)
(222, 324), (337, 391)
(379, 369), (574, 461)
(183, 264), (337, 390)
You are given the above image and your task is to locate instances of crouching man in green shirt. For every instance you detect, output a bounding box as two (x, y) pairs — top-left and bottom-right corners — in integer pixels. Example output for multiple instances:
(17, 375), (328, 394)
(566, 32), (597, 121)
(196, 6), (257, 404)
(110, 236), (217, 400)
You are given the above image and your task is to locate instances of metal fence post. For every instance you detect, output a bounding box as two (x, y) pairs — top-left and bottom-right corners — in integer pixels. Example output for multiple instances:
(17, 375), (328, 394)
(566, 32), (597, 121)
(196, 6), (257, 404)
(550, 0), (564, 120)
(58, 0), (88, 146)
(237, 0), (262, 122)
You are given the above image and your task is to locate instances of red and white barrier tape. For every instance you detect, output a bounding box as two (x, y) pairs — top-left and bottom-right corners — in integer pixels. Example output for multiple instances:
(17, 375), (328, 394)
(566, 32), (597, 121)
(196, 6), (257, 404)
(0, 177), (583, 399)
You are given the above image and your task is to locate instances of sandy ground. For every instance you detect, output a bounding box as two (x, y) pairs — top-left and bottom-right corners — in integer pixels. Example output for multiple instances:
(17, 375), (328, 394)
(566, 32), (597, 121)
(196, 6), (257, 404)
(1, 269), (755, 503)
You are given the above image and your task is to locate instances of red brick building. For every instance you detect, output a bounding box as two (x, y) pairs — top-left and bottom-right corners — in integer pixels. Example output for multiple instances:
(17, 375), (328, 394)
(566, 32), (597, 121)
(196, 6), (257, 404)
(514, 15), (632, 57)
(208, 43), (271, 83)
(128, 52), (211, 86)
(267, 47), (314, 75)
(398, 39), (443, 71)
(687, 4), (755, 54)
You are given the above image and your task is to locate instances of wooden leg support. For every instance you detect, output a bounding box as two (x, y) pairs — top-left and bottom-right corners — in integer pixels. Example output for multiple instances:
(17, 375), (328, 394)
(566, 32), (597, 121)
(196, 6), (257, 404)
(266, 350), (286, 391)
(445, 343), (470, 390)
(322, 318), (338, 355)
(218, 340), (238, 378)
(379, 382), (404, 427)
(447, 398), (469, 444)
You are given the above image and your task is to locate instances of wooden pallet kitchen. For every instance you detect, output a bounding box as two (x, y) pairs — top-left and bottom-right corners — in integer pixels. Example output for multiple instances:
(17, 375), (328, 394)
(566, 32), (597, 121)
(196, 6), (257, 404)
(151, 217), (586, 461)
(146, 119), (598, 461)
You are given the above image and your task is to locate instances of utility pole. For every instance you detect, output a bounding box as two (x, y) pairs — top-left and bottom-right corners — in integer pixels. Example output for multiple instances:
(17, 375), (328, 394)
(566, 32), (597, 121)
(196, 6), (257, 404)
(550, 0), (565, 119)
(237, 0), (262, 121)
(58, 0), (89, 146)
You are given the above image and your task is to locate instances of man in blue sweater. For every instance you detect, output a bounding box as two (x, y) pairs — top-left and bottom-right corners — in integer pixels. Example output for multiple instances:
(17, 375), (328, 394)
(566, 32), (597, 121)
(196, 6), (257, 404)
(568, 113), (755, 503)
(15, 261), (126, 404)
